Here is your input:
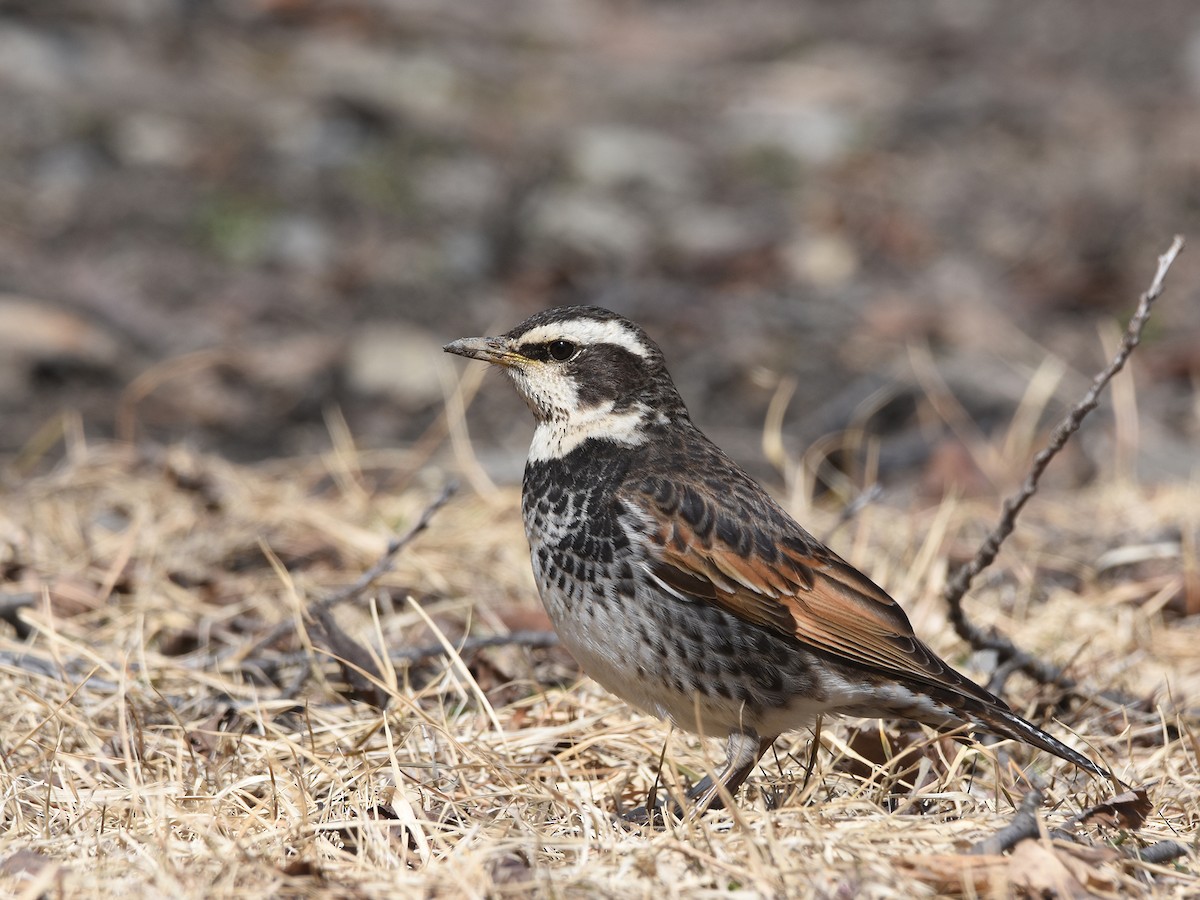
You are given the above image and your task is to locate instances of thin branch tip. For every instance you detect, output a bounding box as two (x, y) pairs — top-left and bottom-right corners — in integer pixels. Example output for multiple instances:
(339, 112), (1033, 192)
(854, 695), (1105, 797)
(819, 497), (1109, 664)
(944, 236), (1185, 689)
(240, 480), (460, 661)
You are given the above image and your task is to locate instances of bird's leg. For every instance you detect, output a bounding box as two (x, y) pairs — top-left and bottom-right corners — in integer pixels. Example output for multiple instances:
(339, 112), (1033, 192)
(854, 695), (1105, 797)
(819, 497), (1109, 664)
(800, 715), (823, 793)
(620, 730), (774, 826)
(684, 730), (775, 814)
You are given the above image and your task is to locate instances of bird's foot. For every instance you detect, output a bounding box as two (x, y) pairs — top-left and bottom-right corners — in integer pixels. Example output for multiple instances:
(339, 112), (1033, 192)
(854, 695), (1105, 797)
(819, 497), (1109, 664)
(618, 802), (676, 828)
(617, 775), (732, 828)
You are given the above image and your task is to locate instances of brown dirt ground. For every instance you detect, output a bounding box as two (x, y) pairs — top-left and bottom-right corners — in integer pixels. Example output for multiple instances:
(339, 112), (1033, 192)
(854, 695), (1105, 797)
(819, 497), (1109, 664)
(0, 431), (1196, 897)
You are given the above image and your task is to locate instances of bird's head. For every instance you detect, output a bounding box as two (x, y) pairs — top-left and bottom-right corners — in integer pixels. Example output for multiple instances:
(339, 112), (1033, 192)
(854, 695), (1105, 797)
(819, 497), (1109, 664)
(444, 306), (688, 460)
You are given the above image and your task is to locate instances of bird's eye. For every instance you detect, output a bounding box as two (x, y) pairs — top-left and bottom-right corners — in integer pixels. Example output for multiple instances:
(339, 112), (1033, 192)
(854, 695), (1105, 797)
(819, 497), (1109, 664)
(547, 340), (577, 361)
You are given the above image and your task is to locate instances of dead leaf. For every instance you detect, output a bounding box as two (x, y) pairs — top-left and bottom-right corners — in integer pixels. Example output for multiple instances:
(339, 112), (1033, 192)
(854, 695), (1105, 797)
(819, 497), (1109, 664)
(1051, 841), (1121, 894)
(899, 852), (1009, 895)
(905, 839), (1122, 898)
(1008, 839), (1092, 899)
(278, 859), (323, 879)
(1073, 788), (1153, 830)
(0, 848), (53, 878)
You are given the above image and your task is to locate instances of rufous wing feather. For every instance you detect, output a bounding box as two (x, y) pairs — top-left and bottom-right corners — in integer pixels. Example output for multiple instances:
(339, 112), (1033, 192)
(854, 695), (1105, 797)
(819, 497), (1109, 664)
(631, 477), (992, 703)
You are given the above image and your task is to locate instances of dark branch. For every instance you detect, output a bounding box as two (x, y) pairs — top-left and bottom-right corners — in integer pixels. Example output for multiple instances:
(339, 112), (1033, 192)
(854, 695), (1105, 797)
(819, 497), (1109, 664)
(236, 629), (561, 692)
(944, 236), (1185, 687)
(391, 629), (560, 665)
(970, 785), (1045, 855)
(243, 481), (459, 659)
(1134, 840), (1189, 866)
(322, 480), (460, 609)
(0, 592), (36, 639)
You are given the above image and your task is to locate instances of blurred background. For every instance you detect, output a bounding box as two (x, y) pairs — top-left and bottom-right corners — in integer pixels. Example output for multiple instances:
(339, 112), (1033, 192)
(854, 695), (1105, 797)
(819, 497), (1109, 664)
(2, 0), (1197, 492)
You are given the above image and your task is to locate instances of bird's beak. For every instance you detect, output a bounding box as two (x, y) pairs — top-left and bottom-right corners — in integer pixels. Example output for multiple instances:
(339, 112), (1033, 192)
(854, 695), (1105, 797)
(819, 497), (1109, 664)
(443, 336), (521, 367)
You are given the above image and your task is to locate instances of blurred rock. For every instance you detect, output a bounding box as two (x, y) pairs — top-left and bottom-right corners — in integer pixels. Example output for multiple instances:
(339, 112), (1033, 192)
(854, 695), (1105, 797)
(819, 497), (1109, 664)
(524, 187), (652, 265)
(416, 156), (502, 217)
(0, 24), (69, 93)
(0, 0), (1195, 473)
(268, 100), (376, 171)
(346, 323), (449, 407)
(664, 204), (760, 261)
(31, 142), (103, 229)
(0, 297), (122, 394)
(568, 125), (697, 194)
(1184, 22), (1200, 95)
(263, 215), (333, 272)
(111, 112), (194, 168)
(293, 39), (465, 127)
(782, 232), (859, 288)
(440, 229), (492, 280)
(721, 45), (906, 165)
(237, 334), (342, 393)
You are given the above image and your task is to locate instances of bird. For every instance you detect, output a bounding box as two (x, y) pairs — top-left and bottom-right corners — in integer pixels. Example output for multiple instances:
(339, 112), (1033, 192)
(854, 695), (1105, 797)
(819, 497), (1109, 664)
(444, 305), (1110, 817)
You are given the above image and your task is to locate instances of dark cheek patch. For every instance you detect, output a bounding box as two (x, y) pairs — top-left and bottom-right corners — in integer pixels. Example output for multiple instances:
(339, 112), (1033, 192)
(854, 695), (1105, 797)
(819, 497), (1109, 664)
(572, 345), (648, 408)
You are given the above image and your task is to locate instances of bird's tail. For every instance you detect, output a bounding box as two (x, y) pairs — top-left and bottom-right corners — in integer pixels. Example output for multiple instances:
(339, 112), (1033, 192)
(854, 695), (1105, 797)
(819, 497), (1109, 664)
(965, 696), (1117, 784)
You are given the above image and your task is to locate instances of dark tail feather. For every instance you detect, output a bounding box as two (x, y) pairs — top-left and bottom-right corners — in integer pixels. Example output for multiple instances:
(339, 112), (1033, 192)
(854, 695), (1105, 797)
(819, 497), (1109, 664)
(968, 699), (1118, 784)
(863, 645), (1120, 784)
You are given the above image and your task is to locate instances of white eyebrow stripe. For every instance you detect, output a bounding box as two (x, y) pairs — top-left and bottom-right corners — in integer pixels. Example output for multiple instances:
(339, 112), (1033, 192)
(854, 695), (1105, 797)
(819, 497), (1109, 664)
(517, 319), (651, 359)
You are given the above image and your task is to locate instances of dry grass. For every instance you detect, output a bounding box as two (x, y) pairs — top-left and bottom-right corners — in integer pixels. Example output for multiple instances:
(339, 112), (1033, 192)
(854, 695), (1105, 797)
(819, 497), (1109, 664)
(0, 438), (1196, 899)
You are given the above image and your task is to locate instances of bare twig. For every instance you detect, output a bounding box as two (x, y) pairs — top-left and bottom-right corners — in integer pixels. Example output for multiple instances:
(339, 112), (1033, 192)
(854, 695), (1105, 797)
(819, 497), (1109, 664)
(970, 784), (1045, 855)
(391, 629), (559, 665)
(308, 604), (386, 706)
(1134, 840), (1189, 866)
(801, 716), (824, 792)
(820, 484), (883, 544)
(235, 630), (560, 691)
(0, 593), (36, 639)
(241, 481), (458, 660)
(322, 480), (460, 609)
(968, 782), (1178, 866)
(944, 236), (1184, 687)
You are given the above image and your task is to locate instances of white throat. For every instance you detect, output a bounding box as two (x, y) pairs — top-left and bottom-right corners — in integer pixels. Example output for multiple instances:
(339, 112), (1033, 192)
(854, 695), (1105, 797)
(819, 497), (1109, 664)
(528, 401), (651, 462)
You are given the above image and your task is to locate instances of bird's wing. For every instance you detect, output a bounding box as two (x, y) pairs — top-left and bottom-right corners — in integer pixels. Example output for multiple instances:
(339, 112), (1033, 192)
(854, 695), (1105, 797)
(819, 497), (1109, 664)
(623, 470), (988, 701)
